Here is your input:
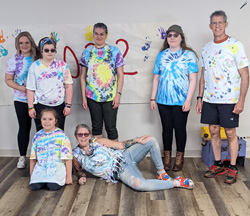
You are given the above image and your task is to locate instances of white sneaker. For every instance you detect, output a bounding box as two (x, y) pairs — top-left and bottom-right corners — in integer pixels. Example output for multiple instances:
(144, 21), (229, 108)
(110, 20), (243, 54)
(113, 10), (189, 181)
(17, 156), (26, 169)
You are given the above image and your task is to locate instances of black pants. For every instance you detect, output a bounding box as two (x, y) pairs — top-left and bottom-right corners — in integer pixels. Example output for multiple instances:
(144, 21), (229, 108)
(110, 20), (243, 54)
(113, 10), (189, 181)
(30, 183), (62, 191)
(158, 104), (189, 152)
(14, 101), (32, 156)
(87, 98), (118, 140)
(34, 103), (65, 131)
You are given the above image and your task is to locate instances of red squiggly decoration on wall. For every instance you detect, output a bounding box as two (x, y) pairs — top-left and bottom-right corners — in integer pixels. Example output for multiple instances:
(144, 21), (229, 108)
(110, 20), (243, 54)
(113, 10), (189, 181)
(63, 46), (80, 79)
(63, 39), (138, 79)
(116, 39), (138, 75)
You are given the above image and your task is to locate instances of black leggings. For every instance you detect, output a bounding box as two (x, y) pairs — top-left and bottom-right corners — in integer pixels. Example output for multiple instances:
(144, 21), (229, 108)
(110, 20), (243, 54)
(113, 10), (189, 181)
(34, 103), (65, 131)
(14, 101), (32, 156)
(30, 183), (62, 191)
(158, 104), (189, 152)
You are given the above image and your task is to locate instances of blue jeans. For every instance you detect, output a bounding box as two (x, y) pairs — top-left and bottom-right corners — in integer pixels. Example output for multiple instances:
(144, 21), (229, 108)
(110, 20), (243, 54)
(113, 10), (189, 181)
(119, 137), (174, 191)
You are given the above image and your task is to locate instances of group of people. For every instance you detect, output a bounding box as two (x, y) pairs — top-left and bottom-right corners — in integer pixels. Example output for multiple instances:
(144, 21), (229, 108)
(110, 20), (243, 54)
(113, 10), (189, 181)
(4, 9), (249, 191)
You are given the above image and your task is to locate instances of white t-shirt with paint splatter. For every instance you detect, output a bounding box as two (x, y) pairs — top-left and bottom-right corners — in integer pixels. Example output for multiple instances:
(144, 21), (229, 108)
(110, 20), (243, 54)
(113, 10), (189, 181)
(201, 37), (249, 104)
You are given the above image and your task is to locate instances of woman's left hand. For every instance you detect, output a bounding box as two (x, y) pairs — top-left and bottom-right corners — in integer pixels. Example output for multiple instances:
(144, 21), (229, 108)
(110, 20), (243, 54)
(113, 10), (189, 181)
(182, 100), (191, 112)
(136, 135), (151, 144)
(63, 107), (71, 116)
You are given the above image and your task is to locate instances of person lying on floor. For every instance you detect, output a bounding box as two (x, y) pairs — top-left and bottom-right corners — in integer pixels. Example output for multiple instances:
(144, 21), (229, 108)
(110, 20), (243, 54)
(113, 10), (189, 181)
(72, 124), (194, 191)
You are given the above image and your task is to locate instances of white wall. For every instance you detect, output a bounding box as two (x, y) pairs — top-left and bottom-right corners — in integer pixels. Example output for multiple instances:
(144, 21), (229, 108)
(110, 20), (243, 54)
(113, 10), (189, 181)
(0, 0), (250, 157)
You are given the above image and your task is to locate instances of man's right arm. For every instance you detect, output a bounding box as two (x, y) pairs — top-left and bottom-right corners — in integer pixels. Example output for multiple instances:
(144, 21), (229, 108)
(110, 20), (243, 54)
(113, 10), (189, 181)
(196, 67), (205, 114)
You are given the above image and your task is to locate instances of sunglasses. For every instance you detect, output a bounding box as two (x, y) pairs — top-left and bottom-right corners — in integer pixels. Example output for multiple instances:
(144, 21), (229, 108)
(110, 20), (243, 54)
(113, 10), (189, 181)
(44, 48), (56, 53)
(167, 33), (179, 38)
(76, 133), (90, 137)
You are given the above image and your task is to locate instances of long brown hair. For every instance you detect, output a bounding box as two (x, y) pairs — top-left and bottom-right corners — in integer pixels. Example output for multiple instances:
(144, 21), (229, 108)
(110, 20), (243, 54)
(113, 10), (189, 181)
(161, 32), (199, 59)
(15, 31), (39, 61)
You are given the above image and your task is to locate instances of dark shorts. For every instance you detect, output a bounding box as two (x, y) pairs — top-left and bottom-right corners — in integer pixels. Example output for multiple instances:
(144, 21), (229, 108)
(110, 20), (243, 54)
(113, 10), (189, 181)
(87, 98), (118, 140)
(201, 102), (239, 128)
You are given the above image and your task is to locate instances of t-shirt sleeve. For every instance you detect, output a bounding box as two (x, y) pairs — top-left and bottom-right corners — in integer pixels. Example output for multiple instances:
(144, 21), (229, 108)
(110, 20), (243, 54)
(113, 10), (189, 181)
(63, 62), (73, 84)
(234, 41), (249, 70)
(187, 51), (198, 74)
(26, 62), (37, 90)
(153, 53), (162, 75)
(115, 49), (125, 68)
(79, 50), (88, 67)
(5, 57), (15, 75)
(60, 135), (73, 160)
(30, 136), (38, 159)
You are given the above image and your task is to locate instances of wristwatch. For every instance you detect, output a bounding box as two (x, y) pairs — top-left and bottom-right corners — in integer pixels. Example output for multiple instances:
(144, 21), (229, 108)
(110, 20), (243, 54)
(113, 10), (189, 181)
(197, 96), (203, 100)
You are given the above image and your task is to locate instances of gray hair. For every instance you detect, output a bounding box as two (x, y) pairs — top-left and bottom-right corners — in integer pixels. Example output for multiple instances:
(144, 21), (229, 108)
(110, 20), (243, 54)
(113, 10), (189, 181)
(74, 124), (91, 136)
(210, 10), (227, 23)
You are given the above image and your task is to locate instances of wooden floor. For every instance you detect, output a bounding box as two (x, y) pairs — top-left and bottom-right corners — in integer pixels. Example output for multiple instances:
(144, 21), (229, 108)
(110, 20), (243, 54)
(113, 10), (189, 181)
(0, 157), (250, 216)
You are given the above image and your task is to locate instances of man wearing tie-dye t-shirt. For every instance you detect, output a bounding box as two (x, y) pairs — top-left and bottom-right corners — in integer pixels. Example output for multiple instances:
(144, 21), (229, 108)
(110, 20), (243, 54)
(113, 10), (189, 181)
(196, 10), (249, 184)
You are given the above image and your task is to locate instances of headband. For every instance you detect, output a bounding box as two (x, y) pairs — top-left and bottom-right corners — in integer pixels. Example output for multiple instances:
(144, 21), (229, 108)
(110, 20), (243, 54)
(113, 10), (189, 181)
(40, 38), (56, 50)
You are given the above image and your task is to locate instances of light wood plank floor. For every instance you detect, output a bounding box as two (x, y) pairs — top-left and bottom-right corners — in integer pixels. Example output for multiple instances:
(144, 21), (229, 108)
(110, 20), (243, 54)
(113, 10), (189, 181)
(0, 157), (250, 216)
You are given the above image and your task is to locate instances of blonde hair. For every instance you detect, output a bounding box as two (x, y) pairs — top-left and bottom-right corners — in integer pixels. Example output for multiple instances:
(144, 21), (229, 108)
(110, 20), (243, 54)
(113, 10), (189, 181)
(15, 31), (38, 61)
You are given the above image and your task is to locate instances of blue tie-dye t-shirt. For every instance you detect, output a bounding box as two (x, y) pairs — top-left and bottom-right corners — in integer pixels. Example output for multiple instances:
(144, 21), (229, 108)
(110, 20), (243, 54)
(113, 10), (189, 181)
(153, 48), (198, 106)
(73, 140), (124, 183)
(80, 44), (125, 102)
(201, 37), (249, 103)
(5, 54), (33, 103)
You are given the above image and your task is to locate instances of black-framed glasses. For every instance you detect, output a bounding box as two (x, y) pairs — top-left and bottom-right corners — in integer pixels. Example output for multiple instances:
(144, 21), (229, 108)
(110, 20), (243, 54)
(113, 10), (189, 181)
(167, 33), (179, 38)
(77, 133), (90, 137)
(44, 48), (56, 53)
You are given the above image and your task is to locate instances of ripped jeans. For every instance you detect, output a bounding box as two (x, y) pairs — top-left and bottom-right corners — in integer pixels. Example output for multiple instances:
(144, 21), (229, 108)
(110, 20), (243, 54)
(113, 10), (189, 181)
(119, 137), (174, 191)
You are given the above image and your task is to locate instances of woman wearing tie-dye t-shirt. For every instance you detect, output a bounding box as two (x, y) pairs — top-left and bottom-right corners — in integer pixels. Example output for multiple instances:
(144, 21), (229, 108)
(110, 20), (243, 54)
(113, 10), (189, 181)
(5, 31), (39, 169)
(27, 36), (73, 131)
(150, 25), (198, 172)
(80, 23), (124, 141)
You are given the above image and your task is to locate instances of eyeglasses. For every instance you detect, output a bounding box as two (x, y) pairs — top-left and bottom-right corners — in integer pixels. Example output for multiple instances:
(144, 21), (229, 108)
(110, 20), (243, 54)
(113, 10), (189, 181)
(44, 49), (56, 53)
(93, 32), (106, 37)
(167, 33), (179, 38)
(76, 133), (90, 137)
(211, 21), (226, 26)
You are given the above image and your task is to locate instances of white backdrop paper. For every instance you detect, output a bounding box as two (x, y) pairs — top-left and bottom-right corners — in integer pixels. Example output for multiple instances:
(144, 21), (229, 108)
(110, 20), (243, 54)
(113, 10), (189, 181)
(0, 22), (173, 105)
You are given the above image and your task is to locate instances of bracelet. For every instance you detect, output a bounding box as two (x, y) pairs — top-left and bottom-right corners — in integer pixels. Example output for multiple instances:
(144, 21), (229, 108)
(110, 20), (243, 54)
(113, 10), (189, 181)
(196, 96), (203, 100)
(65, 103), (72, 108)
(117, 92), (122, 95)
(28, 108), (35, 112)
(150, 99), (156, 101)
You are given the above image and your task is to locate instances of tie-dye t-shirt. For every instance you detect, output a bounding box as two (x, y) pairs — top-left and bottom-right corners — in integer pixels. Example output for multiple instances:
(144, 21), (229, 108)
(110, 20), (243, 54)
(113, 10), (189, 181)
(201, 37), (249, 103)
(30, 128), (72, 186)
(5, 54), (33, 103)
(73, 140), (125, 183)
(80, 44), (125, 102)
(26, 59), (73, 106)
(153, 48), (198, 105)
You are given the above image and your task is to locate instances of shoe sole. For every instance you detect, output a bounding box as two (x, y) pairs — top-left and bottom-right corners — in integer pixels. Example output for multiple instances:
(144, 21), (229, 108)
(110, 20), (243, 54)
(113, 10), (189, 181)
(17, 166), (26, 169)
(204, 169), (228, 178)
(224, 179), (237, 184)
